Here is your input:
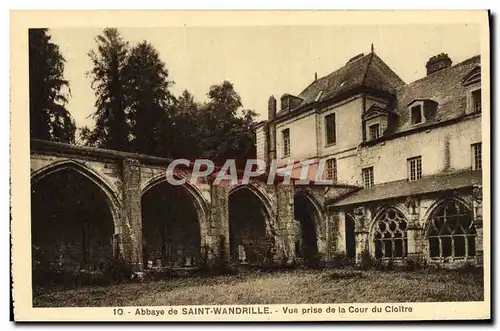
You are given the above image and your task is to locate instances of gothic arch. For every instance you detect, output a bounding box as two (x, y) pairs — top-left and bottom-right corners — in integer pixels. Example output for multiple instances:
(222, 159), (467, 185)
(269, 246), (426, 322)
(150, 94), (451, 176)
(142, 172), (209, 222)
(31, 159), (121, 231)
(227, 183), (274, 264)
(228, 183), (275, 221)
(141, 172), (209, 267)
(423, 197), (476, 260)
(422, 196), (472, 234)
(369, 205), (410, 259)
(294, 188), (325, 235)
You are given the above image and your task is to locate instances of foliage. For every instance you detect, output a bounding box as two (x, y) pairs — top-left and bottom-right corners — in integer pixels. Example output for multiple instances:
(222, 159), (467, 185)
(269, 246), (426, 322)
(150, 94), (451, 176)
(169, 90), (203, 160)
(329, 252), (354, 268)
(123, 41), (176, 156)
(81, 28), (258, 164)
(82, 28), (130, 151)
(196, 81), (257, 166)
(358, 249), (375, 270)
(404, 256), (426, 271)
(29, 28), (75, 143)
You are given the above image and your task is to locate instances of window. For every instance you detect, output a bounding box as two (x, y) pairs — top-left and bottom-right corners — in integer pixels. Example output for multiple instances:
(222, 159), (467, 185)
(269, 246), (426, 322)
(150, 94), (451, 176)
(471, 89), (481, 113)
(427, 200), (476, 260)
(369, 124), (380, 140)
(410, 105), (423, 125)
(373, 208), (408, 259)
(407, 156), (422, 181)
(325, 113), (336, 145)
(282, 129), (290, 157)
(362, 167), (374, 188)
(326, 158), (337, 182)
(472, 143), (482, 170)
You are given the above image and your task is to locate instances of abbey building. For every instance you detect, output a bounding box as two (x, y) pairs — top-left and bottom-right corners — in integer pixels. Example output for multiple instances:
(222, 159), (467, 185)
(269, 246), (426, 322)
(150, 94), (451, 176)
(255, 50), (483, 266)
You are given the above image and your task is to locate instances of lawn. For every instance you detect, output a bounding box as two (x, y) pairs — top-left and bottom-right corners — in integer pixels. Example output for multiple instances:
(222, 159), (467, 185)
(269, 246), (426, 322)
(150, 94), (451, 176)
(32, 268), (484, 307)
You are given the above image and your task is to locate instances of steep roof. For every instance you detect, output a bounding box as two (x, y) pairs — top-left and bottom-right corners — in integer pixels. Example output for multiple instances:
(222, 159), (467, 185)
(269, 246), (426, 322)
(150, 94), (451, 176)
(391, 55), (481, 133)
(276, 52), (406, 118)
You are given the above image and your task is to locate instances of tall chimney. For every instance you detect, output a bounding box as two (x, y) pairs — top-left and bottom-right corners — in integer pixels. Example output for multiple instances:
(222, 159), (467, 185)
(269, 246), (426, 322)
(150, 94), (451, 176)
(268, 95), (277, 120)
(426, 53), (452, 75)
(267, 96), (277, 162)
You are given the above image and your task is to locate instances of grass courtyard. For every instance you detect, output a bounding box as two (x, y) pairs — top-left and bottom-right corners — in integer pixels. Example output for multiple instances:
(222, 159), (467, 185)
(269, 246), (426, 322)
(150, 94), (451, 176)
(33, 267), (484, 307)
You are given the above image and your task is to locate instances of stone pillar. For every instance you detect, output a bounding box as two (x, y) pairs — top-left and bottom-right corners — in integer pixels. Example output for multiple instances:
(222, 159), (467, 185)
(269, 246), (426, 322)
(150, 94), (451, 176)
(275, 183), (294, 264)
(353, 206), (370, 264)
(472, 185), (483, 265)
(208, 184), (230, 265)
(335, 211), (346, 255)
(121, 158), (143, 270)
(405, 198), (423, 262)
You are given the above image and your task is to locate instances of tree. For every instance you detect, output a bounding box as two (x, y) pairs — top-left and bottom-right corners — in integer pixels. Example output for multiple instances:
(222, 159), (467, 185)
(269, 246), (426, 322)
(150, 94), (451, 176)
(197, 81), (257, 166)
(83, 28), (130, 151)
(169, 90), (201, 160)
(29, 28), (75, 143)
(123, 41), (175, 156)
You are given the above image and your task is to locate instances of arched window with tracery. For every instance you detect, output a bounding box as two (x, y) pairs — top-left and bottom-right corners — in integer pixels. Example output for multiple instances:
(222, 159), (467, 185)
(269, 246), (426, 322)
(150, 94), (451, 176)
(372, 208), (408, 259)
(427, 200), (476, 260)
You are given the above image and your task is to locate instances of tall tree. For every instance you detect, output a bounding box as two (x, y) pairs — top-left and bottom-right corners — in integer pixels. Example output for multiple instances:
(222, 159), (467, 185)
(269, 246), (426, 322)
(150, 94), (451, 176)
(170, 90), (201, 160)
(83, 28), (130, 151)
(29, 28), (75, 143)
(197, 81), (257, 166)
(124, 41), (175, 156)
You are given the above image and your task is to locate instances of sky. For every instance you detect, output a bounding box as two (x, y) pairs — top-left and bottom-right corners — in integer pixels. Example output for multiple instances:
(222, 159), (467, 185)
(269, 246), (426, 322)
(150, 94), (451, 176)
(49, 24), (480, 129)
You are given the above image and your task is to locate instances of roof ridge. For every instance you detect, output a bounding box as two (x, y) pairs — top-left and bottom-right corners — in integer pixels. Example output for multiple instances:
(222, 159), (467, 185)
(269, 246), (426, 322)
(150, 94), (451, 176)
(371, 53), (406, 86)
(398, 54), (481, 89)
(299, 52), (373, 97)
(360, 52), (375, 87)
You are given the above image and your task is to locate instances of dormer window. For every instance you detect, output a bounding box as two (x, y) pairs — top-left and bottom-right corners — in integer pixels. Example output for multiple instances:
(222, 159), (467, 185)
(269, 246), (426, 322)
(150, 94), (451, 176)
(471, 89), (481, 113)
(407, 99), (437, 126)
(369, 124), (380, 140)
(362, 104), (394, 142)
(410, 104), (423, 125)
(462, 65), (481, 115)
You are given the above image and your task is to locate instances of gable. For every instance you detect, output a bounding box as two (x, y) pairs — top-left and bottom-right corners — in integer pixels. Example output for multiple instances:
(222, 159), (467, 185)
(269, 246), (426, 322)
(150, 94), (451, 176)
(462, 66), (481, 86)
(363, 104), (392, 121)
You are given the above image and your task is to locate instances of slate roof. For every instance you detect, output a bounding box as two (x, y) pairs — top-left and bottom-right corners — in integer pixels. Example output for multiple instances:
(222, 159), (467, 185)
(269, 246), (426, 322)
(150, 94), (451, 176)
(275, 53), (481, 133)
(391, 55), (481, 134)
(330, 170), (482, 207)
(276, 52), (406, 118)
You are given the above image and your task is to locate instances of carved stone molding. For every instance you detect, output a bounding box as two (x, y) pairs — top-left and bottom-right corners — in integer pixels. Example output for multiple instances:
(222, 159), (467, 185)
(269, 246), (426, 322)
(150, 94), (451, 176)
(472, 185), (483, 203)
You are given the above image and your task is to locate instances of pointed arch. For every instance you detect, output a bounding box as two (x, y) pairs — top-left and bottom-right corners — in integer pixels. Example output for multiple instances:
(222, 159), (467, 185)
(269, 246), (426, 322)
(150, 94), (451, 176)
(142, 172), (209, 221)
(293, 189), (325, 264)
(141, 172), (209, 267)
(228, 183), (275, 221)
(31, 159), (121, 231)
(424, 197), (476, 260)
(228, 183), (274, 264)
(294, 188), (325, 234)
(422, 196), (472, 234)
(370, 204), (410, 234)
(369, 205), (409, 259)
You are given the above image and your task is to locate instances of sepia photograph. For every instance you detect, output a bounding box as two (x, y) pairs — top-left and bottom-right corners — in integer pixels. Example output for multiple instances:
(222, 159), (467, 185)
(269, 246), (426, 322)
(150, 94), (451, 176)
(10, 10), (490, 321)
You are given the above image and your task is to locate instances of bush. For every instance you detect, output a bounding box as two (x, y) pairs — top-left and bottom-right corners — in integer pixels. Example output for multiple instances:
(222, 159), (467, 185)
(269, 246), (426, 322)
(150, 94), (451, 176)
(404, 256), (426, 271)
(358, 249), (375, 270)
(456, 261), (481, 274)
(329, 252), (354, 268)
(306, 253), (326, 269)
(102, 258), (135, 283)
